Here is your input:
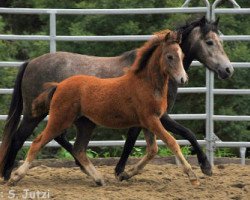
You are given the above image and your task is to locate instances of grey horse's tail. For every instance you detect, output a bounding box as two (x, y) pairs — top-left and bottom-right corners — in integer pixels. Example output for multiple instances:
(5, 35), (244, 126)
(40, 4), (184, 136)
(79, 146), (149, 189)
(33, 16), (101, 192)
(0, 61), (29, 176)
(32, 82), (58, 117)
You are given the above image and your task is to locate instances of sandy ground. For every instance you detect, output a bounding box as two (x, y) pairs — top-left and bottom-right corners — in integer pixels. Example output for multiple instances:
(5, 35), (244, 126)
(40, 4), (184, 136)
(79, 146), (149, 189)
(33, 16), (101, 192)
(0, 163), (249, 200)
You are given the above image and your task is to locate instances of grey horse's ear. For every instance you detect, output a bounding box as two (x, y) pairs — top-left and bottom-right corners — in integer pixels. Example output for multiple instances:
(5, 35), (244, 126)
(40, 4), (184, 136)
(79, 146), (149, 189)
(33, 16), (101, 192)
(200, 16), (208, 25)
(177, 32), (182, 44)
(214, 17), (220, 27)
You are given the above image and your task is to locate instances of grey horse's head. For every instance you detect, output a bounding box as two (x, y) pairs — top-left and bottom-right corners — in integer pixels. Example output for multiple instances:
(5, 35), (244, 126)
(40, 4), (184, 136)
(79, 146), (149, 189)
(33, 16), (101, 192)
(181, 16), (234, 79)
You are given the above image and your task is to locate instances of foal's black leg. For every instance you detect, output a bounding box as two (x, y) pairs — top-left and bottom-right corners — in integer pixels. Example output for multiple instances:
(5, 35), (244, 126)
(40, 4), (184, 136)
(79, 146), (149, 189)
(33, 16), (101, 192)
(3, 115), (46, 180)
(114, 127), (141, 177)
(160, 113), (212, 176)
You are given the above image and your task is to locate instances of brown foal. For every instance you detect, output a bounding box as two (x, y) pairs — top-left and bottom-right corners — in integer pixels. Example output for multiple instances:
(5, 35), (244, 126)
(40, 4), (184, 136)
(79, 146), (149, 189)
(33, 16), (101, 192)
(9, 31), (199, 186)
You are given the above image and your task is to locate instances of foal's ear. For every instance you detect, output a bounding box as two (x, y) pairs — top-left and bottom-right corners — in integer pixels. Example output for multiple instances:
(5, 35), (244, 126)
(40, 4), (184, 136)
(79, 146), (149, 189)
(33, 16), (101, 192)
(164, 32), (171, 42)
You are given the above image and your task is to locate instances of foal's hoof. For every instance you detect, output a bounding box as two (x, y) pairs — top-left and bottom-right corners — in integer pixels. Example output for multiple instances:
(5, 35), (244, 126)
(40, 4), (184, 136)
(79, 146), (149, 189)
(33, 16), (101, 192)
(190, 179), (200, 186)
(7, 178), (19, 186)
(95, 179), (105, 186)
(116, 171), (130, 182)
(187, 170), (200, 186)
(200, 159), (213, 176)
(7, 171), (23, 186)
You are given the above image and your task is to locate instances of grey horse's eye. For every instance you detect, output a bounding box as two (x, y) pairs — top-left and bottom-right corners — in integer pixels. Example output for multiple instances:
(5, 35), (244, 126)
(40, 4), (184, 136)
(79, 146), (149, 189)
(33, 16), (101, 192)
(206, 40), (214, 46)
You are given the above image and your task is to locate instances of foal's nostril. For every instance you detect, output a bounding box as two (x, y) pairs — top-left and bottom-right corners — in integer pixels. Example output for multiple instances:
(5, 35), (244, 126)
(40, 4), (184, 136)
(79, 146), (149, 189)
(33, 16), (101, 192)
(225, 67), (231, 74)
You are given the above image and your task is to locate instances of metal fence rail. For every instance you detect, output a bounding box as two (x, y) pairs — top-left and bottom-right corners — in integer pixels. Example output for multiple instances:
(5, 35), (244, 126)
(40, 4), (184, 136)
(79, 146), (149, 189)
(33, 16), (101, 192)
(0, 34), (250, 41)
(0, 7), (209, 15)
(0, 0), (249, 165)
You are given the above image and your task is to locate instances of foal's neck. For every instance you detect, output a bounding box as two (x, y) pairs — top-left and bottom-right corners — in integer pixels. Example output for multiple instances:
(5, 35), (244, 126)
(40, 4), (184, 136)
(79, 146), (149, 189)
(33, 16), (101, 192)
(138, 47), (169, 97)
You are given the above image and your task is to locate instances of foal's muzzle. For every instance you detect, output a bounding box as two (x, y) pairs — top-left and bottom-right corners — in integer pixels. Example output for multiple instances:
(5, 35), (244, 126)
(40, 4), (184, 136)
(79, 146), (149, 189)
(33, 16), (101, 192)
(176, 74), (188, 85)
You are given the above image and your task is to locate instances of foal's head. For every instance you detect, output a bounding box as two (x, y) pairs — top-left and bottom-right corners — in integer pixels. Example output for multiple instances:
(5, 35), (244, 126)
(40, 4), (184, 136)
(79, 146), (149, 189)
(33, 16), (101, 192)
(132, 31), (187, 85)
(160, 31), (187, 84)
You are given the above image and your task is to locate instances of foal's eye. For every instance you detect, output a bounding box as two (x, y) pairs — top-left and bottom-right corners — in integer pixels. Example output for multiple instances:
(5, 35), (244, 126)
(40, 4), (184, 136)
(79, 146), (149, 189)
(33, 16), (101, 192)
(167, 55), (174, 60)
(206, 40), (214, 46)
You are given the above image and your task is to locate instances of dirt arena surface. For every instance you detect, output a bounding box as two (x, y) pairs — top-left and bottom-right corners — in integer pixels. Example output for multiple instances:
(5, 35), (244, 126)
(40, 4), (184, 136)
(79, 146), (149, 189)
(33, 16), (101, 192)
(1, 161), (250, 200)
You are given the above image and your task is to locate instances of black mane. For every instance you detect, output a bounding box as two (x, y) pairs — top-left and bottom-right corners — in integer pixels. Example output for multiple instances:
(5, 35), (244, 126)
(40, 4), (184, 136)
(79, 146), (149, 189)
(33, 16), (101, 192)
(120, 49), (137, 65)
(176, 16), (219, 40)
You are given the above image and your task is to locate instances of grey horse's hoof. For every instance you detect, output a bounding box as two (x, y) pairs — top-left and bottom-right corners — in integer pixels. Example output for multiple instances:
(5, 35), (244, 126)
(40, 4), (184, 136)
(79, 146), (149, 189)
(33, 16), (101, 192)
(95, 178), (105, 186)
(0, 177), (7, 185)
(116, 171), (130, 182)
(200, 159), (213, 176)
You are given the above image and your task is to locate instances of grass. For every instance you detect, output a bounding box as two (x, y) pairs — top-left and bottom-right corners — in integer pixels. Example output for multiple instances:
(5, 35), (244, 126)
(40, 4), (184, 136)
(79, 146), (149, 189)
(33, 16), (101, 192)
(55, 145), (236, 159)
(15, 145), (237, 161)
(55, 145), (193, 159)
(215, 147), (235, 157)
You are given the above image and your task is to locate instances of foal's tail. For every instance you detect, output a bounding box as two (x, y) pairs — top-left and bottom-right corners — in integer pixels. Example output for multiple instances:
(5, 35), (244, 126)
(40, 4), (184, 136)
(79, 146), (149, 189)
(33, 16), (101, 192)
(0, 61), (29, 176)
(32, 82), (58, 117)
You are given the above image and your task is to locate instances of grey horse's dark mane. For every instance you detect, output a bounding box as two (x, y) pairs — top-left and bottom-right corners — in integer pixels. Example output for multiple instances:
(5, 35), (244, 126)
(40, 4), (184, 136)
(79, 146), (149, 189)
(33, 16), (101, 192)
(134, 43), (159, 74)
(119, 49), (137, 64)
(119, 39), (161, 74)
(176, 16), (219, 40)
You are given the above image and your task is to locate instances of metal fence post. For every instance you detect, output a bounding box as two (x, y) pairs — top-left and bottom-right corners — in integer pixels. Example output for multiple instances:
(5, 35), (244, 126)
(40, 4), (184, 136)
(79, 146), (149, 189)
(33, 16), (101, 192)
(211, 0), (241, 21)
(205, 69), (215, 165)
(49, 10), (56, 53)
(182, 0), (210, 19)
(208, 0), (243, 165)
(240, 147), (246, 165)
(182, 0), (213, 165)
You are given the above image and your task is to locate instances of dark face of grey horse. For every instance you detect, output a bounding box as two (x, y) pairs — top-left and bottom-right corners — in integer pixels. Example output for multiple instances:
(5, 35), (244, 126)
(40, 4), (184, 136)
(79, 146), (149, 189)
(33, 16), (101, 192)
(186, 17), (234, 79)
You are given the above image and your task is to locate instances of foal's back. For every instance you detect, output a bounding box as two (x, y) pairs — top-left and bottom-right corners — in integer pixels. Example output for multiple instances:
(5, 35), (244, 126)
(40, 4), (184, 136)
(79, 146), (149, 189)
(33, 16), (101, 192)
(50, 74), (141, 129)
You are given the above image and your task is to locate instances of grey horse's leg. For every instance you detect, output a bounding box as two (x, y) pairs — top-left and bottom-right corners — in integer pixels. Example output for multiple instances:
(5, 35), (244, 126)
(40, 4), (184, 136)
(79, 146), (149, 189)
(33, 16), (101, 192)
(117, 130), (158, 181)
(2, 115), (46, 180)
(114, 127), (141, 177)
(72, 117), (105, 186)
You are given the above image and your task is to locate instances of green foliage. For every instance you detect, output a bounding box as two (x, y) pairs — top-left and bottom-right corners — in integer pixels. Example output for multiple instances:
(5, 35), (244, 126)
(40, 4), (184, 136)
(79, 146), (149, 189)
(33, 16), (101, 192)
(131, 147), (145, 157)
(215, 148), (235, 158)
(181, 146), (192, 156)
(16, 147), (29, 160)
(158, 146), (192, 157)
(54, 145), (192, 159)
(57, 148), (74, 160)
(86, 149), (99, 158)
(158, 146), (173, 157)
